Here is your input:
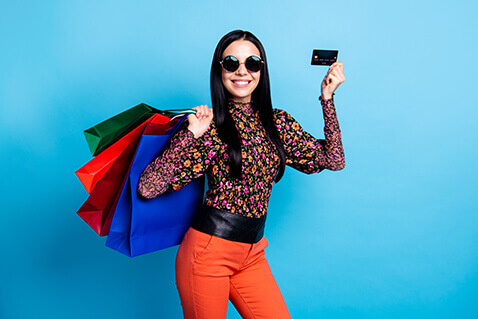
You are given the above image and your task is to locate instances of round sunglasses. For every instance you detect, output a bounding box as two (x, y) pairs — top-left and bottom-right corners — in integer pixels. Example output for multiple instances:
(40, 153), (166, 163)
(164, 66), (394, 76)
(220, 55), (264, 73)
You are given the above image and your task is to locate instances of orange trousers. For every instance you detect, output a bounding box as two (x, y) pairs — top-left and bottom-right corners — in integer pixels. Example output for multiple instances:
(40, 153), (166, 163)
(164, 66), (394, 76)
(175, 226), (292, 319)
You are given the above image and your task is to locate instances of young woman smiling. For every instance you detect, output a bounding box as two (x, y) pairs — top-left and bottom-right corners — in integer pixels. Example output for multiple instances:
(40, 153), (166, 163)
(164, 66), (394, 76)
(138, 30), (345, 319)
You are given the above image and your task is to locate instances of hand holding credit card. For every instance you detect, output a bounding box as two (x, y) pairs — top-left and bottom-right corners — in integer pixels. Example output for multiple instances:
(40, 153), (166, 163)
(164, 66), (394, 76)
(311, 49), (345, 99)
(311, 49), (338, 66)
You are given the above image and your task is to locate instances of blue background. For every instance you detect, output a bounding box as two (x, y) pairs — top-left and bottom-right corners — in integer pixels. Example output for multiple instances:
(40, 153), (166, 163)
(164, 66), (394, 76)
(1, 0), (477, 318)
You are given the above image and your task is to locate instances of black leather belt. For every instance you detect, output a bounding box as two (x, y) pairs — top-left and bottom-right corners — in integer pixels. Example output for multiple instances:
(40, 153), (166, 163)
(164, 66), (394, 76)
(191, 205), (266, 244)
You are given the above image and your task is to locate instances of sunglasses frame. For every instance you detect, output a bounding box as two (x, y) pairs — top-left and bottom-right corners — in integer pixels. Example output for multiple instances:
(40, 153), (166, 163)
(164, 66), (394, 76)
(220, 55), (264, 73)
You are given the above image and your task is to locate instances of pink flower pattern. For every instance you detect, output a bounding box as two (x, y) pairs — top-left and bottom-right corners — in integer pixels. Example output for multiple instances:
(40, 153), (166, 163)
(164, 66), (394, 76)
(137, 99), (344, 218)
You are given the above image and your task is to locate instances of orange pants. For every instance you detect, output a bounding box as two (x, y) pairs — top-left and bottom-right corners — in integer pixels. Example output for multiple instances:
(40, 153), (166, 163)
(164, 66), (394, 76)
(175, 227), (292, 319)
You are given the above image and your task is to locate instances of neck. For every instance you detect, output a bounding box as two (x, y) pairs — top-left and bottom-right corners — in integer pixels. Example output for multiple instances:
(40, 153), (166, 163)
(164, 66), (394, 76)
(230, 98), (251, 103)
(228, 100), (254, 114)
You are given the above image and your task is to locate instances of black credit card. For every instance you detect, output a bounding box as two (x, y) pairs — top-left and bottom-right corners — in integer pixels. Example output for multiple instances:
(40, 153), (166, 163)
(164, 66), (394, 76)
(311, 49), (338, 66)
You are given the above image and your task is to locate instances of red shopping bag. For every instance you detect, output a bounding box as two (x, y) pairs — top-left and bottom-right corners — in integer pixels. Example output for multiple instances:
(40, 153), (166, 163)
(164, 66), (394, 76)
(76, 140), (137, 236)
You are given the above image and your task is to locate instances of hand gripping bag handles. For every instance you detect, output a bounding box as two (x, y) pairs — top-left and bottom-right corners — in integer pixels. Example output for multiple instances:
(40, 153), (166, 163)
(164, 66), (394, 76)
(105, 116), (205, 257)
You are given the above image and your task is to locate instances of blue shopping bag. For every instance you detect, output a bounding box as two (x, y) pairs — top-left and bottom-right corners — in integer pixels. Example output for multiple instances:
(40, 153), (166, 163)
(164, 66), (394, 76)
(105, 116), (205, 257)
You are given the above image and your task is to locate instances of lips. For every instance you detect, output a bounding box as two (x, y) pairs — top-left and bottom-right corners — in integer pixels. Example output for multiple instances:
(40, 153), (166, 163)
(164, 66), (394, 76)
(231, 80), (251, 88)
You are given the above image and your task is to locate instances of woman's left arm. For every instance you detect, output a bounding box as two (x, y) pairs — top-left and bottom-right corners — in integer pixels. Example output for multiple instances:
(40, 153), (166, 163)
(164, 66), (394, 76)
(273, 61), (346, 173)
(274, 100), (345, 173)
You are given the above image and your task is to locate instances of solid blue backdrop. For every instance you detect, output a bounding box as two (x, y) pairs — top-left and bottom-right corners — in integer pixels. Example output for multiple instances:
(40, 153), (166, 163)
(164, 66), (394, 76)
(1, 0), (477, 318)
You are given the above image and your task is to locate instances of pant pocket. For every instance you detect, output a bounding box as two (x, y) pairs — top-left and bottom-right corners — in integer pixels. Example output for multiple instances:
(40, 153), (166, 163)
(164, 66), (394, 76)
(192, 229), (215, 260)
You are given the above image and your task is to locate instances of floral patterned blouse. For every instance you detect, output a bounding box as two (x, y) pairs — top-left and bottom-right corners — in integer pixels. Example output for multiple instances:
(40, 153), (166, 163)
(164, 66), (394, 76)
(137, 99), (345, 218)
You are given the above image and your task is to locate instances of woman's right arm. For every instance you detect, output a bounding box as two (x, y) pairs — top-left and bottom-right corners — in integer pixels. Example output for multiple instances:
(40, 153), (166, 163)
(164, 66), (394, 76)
(137, 106), (219, 199)
(137, 128), (199, 198)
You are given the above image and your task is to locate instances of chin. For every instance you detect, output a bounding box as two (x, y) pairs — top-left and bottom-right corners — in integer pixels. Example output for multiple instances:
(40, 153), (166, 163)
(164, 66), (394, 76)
(228, 93), (252, 103)
(225, 86), (257, 102)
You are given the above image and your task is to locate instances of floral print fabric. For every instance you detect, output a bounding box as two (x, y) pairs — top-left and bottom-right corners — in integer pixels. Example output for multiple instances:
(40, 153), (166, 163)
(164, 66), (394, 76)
(137, 99), (344, 218)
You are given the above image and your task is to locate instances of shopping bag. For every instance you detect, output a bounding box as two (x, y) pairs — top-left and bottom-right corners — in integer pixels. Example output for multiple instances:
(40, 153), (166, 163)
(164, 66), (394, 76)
(84, 103), (156, 156)
(84, 103), (196, 156)
(76, 139), (137, 236)
(105, 117), (204, 257)
(76, 114), (183, 235)
(76, 113), (171, 193)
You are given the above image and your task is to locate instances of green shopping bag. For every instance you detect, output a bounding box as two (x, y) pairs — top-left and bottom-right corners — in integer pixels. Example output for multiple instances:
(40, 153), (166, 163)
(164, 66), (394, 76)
(84, 103), (195, 156)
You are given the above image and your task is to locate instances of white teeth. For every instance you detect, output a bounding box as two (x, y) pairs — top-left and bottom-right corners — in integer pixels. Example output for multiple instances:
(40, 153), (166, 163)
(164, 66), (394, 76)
(234, 81), (249, 85)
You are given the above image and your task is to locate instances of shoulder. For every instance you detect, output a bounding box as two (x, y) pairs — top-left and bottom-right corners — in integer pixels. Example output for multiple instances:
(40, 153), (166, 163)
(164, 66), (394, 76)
(273, 108), (301, 133)
(273, 108), (290, 120)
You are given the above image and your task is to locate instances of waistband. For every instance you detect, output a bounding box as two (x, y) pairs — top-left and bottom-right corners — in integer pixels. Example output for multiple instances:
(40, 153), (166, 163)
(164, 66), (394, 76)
(191, 205), (266, 244)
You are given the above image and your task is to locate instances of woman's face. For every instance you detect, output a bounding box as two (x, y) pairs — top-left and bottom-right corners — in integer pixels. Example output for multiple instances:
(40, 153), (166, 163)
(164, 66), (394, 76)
(221, 39), (261, 103)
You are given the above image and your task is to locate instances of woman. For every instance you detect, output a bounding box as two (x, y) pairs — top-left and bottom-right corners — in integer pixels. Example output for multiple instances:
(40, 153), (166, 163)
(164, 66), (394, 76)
(137, 30), (345, 319)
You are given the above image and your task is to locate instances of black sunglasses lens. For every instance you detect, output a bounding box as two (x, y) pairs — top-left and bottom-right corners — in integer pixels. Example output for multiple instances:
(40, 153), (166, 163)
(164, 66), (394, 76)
(245, 56), (262, 72)
(222, 56), (239, 72)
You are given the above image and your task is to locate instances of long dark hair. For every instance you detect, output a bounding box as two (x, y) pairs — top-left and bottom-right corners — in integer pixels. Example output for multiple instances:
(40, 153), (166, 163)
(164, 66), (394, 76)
(210, 30), (286, 182)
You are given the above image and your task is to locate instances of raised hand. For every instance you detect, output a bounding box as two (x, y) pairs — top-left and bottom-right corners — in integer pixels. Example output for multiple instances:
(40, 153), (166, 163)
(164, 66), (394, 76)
(321, 62), (345, 100)
(187, 104), (214, 139)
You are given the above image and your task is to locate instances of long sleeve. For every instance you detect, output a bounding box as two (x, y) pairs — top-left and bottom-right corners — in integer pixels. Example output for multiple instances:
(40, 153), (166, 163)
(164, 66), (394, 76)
(137, 122), (222, 199)
(273, 98), (345, 174)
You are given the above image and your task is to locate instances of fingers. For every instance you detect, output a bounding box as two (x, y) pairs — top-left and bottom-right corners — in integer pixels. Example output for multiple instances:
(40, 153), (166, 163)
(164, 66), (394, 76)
(330, 62), (344, 70)
(188, 105), (213, 139)
(321, 62), (345, 97)
(327, 73), (340, 85)
(329, 62), (344, 74)
(187, 113), (198, 125)
(192, 105), (213, 120)
(330, 69), (345, 82)
(326, 62), (346, 83)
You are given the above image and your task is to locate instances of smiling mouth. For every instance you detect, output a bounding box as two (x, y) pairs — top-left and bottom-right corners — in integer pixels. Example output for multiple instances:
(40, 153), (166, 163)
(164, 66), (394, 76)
(231, 80), (251, 88)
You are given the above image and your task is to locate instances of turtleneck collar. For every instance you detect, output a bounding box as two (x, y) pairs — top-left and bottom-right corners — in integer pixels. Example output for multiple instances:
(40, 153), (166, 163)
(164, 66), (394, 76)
(228, 100), (254, 115)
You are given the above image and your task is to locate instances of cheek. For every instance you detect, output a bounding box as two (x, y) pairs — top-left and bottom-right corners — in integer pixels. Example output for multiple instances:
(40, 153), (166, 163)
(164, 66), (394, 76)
(221, 72), (229, 87)
(221, 72), (232, 95)
(252, 73), (261, 90)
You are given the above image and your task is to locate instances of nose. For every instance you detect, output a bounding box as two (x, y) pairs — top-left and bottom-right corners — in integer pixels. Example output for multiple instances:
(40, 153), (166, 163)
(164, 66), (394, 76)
(235, 62), (248, 75)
